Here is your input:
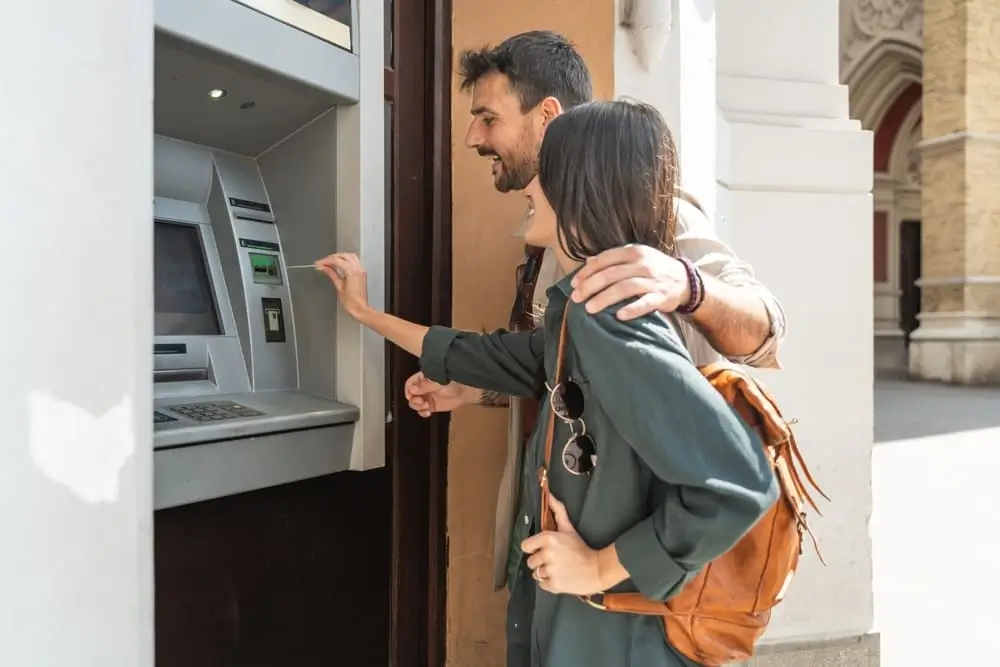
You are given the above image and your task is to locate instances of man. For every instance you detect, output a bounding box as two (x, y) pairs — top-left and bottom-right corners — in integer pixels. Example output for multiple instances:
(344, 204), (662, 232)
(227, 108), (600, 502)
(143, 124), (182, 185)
(405, 30), (786, 665)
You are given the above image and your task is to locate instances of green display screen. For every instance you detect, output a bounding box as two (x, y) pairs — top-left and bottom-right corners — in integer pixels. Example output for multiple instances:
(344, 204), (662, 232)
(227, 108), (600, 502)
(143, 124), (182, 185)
(249, 252), (282, 286)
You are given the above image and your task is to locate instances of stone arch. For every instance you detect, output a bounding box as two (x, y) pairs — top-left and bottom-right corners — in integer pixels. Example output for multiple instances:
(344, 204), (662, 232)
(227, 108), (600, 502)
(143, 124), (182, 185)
(850, 38), (923, 374)
(874, 82), (922, 173)
(888, 100), (922, 189)
(845, 38), (922, 134)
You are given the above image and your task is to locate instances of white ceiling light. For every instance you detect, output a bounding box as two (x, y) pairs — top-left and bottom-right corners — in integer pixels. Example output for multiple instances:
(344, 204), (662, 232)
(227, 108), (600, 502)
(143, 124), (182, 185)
(208, 88), (228, 100)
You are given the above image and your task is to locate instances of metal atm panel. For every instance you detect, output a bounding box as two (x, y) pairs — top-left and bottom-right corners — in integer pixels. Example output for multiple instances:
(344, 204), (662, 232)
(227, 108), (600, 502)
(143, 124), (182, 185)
(151, 0), (385, 507)
(152, 140), (359, 509)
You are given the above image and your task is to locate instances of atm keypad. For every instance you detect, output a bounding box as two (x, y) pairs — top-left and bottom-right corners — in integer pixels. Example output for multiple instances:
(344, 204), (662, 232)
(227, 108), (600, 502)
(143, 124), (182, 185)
(167, 401), (265, 422)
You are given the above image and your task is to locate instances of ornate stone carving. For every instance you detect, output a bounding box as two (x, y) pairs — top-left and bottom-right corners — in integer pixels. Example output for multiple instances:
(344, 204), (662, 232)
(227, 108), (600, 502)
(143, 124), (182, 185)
(855, 0), (922, 36)
(841, 0), (923, 78)
(620, 0), (672, 72)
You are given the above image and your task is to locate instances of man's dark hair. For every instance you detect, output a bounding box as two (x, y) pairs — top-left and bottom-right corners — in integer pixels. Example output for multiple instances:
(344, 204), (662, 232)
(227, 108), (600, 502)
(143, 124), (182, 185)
(539, 100), (680, 260)
(458, 30), (593, 112)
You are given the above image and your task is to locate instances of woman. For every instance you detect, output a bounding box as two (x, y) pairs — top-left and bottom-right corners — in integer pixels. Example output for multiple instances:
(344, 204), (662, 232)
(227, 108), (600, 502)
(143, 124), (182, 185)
(316, 100), (777, 667)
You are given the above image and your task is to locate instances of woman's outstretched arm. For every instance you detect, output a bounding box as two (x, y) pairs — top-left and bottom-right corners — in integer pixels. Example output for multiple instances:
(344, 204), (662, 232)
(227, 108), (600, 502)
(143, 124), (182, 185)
(355, 307), (547, 399)
(318, 252), (546, 399)
(316, 253), (429, 356)
(419, 326), (546, 399)
(353, 308), (429, 358)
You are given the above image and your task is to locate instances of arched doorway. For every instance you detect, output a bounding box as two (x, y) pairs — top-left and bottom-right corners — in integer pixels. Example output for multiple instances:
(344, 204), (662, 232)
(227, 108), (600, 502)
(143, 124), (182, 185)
(872, 83), (922, 373)
(842, 33), (923, 375)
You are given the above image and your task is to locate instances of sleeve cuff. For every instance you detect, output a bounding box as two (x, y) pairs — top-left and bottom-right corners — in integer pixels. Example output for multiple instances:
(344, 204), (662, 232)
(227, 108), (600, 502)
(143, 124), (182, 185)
(614, 519), (688, 602)
(420, 326), (460, 385)
(728, 288), (785, 370)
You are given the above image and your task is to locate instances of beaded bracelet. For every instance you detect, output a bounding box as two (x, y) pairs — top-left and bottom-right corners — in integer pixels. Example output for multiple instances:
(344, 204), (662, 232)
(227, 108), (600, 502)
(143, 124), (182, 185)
(675, 257), (706, 315)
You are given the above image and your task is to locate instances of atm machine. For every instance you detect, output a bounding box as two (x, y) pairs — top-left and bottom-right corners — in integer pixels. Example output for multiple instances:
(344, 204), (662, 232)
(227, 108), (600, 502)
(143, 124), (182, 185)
(151, 0), (385, 510)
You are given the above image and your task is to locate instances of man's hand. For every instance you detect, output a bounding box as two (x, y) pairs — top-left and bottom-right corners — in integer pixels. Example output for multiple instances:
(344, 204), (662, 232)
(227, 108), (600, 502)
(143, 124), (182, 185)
(569, 244), (691, 321)
(404, 372), (482, 417)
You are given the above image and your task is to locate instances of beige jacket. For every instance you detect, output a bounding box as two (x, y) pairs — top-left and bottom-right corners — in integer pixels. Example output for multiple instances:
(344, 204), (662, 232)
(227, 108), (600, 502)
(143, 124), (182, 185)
(492, 196), (788, 590)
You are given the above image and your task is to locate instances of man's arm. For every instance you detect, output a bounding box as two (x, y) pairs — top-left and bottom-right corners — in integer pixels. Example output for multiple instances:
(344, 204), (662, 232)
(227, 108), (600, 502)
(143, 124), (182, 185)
(675, 196), (786, 367)
(569, 198), (785, 368)
(688, 272), (778, 362)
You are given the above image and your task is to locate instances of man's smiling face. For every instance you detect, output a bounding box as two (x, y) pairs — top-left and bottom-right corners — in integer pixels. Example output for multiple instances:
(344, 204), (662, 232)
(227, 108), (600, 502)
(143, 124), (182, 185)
(464, 72), (542, 193)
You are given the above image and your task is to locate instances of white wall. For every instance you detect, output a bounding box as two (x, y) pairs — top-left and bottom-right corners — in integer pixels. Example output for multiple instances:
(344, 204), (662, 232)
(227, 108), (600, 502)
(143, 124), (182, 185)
(615, 0), (718, 220)
(0, 3), (155, 666)
(616, 0), (875, 646)
(717, 0), (874, 644)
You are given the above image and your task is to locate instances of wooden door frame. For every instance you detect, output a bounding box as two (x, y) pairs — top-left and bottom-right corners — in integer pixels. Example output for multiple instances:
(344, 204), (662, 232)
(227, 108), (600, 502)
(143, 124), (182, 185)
(386, 0), (452, 665)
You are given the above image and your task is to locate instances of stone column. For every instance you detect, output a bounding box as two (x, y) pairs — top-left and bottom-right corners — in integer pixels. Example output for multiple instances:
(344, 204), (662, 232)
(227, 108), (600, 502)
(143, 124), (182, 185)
(0, 3), (154, 666)
(909, 0), (1000, 384)
(715, 1), (878, 664)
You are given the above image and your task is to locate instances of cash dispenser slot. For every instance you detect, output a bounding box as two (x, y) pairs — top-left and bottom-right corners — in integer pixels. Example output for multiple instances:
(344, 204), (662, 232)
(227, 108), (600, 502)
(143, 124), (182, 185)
(154, 368), (210, 384)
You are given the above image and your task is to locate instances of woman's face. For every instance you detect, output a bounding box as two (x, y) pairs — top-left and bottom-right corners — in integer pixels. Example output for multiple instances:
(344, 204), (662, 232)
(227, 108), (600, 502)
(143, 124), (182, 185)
(521, 177), (559, 249)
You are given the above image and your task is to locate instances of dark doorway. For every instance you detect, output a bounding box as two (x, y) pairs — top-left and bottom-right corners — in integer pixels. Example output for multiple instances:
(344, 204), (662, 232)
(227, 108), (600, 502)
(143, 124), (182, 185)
(154, 2), (451, 666)
(899, 220), (922, 341)
(385, 0), (452, 665)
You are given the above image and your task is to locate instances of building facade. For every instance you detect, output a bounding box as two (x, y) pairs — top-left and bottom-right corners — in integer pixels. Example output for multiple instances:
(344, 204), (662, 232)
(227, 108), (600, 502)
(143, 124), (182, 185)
(850, 0), (1000, 383)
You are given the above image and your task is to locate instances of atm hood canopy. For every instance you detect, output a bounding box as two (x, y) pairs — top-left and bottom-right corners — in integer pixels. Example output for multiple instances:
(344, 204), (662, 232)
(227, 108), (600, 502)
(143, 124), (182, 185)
(154, 30), (341, 156)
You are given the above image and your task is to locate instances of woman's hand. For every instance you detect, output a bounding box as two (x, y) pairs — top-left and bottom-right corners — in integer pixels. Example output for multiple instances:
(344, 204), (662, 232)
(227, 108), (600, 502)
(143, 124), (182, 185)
(316, 252), (369, 319)
(521, 494), (604, 596)
(313, 252), (430, 357)
(404, 373), (482, 417)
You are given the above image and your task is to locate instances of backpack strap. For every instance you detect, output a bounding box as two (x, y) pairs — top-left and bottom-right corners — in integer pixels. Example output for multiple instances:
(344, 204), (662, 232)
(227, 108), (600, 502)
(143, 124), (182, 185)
(697, 363), (828, 562)
(700, 364), (829, 506)
(537, 307), (571, 533)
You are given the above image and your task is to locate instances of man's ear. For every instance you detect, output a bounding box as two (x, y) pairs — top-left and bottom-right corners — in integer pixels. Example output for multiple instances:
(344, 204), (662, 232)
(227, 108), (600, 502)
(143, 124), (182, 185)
(538, 96), (564, 126)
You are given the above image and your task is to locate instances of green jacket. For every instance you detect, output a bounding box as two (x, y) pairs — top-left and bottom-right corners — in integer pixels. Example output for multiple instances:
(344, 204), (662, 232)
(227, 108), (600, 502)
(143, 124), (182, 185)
(421, 271), (778, 667)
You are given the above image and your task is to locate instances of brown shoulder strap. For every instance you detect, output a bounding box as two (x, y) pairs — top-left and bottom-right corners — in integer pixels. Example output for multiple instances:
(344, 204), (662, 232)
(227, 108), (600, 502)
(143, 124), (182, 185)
(542, 307), (571, 469)
(538, 306), (570, 532)
(700, 364), (829, 562)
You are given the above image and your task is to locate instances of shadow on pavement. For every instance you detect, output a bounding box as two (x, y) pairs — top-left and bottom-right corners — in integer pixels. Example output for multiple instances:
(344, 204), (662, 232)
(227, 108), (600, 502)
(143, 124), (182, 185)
(875, 379), (1000, 443)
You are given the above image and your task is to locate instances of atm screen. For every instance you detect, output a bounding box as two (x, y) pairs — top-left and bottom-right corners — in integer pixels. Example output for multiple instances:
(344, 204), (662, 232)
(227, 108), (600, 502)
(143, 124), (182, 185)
(154, 221), (223, 336)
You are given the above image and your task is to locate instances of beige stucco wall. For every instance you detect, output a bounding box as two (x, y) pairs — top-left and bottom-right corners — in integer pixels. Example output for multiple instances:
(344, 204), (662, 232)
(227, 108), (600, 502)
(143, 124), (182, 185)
(446, 3), (613, 665)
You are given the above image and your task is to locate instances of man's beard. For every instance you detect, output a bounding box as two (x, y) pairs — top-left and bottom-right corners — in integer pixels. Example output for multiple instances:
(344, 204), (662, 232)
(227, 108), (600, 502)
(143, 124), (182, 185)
(494, 154), (537, 193)
(479, 145), (538, 193)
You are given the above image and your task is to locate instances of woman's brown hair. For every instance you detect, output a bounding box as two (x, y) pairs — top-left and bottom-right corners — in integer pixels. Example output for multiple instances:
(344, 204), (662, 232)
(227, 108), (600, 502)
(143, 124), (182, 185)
(538, 99), (680, 260)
